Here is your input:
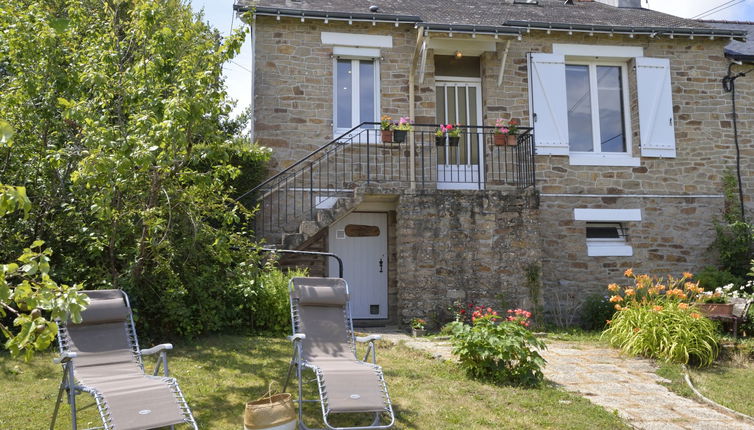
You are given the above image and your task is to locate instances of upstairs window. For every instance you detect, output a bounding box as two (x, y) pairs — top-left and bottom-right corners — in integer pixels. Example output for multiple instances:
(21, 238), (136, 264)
(334, 58), (379, 135)
(566, 63), (627, 154)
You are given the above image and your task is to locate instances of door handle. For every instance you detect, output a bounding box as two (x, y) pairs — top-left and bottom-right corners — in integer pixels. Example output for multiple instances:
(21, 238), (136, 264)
(379, 255), (384, 273)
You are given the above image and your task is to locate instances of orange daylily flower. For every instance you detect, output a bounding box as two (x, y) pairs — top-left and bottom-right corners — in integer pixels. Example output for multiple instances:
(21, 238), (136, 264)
(624, 268), (634, 277)
(653, 305), (664, 312)
(678, 303), (689, 310)
(609, 295), (624, 303)
(682, 272), (694, 279)
(690, 312), (702, 319)
(625, 288), (636, 297)
(608, 283), (620, 292)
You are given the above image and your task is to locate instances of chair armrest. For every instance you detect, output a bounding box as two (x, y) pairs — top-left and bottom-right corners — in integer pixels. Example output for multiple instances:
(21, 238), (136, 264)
(141, 343), (173, 356)
(54, 351), (77, 364)
(356, 334), (381, 343)
(287, 333), (306, 342)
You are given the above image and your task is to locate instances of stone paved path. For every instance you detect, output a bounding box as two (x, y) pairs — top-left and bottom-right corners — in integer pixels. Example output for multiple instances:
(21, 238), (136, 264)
(367, 329), (754, 430)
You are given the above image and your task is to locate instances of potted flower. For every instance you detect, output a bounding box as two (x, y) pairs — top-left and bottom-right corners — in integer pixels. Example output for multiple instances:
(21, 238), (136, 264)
(695, 288), (735, 317)
(435, 124), (461, 147)
(410, 318), (427, 337)
(392, 116), (412, 144)
(380, 115), (394, 143)
(494, 118), (519, 146)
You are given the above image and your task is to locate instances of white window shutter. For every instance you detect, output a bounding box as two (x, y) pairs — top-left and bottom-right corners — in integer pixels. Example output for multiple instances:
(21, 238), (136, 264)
(529, 53), (569, 156)
(636, 57), (676, 158)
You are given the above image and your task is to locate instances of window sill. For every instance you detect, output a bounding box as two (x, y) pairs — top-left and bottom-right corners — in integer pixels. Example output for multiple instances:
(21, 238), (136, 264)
(587, 245), (633, 257)
(569, 153), (641, 167)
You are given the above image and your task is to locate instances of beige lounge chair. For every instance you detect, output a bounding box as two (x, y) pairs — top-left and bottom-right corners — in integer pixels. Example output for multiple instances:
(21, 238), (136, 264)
(283, 277), (394, 430)
(50, 289), (198, 430)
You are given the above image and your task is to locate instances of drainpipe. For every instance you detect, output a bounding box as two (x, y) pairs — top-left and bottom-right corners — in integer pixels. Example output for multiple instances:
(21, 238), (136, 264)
(722, 60), (752, 222)
(249, 18), (257, 143)
(408, 27), (425, 190)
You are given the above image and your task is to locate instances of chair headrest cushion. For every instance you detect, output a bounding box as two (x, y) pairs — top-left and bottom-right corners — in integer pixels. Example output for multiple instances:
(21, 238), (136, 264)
(77, 290), (130, 325)
(292, 278), (348, 307)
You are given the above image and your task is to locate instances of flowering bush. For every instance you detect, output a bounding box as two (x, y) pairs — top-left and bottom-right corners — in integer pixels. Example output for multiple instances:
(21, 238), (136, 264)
(448, 313), (546, 386)
(494, 118), (519, 135)
(380, 115), (393, 131)
(602, 269), (720, 366)
(435, 124), (461, 138)
(410, 317), (426, 330)
(506, 309), (533, 327)
(393, 116), (413, 131)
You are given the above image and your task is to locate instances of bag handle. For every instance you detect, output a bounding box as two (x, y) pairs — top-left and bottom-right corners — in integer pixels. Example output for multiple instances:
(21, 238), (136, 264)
(259, 381), (281, 404)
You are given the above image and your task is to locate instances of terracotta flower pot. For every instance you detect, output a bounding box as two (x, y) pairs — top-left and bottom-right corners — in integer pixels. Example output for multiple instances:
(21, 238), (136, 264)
(381, 129), (393, 143)
(493, 134), (506, 146)
(506, 134), (518, 146)
(695, 303), (734, 317)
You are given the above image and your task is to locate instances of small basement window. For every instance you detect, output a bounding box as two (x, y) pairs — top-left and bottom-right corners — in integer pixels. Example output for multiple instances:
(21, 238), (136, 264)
(585, 222), (632, 257)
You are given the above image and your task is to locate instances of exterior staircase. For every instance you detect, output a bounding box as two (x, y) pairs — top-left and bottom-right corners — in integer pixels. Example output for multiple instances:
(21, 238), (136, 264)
(236, 122), (536, 249)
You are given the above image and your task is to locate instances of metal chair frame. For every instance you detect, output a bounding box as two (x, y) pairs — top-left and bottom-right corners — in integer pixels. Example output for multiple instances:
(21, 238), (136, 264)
(50, 290), (198, 430)
(283, 278), (395, 430)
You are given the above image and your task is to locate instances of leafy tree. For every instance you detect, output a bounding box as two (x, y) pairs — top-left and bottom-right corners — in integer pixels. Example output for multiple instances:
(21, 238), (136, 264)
(0, 122), (88, 361)
(0, 0), (269, 339)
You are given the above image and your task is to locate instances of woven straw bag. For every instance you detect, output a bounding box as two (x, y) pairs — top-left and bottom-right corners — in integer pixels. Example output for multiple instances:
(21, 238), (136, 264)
(244, 383), (296, 430)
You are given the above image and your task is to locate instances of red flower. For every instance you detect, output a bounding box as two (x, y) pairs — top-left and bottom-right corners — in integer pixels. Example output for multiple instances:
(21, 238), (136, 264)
(460, 309), (466, 314)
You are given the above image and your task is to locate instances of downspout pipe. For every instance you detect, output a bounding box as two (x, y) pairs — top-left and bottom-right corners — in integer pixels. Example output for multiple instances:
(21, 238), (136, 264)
(722, 60), (751, 222)
(249, 18), (256, 143)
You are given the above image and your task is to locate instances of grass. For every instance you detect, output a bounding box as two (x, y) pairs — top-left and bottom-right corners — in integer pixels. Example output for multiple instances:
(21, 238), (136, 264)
(656, 350), (754, 418)
(0, 334), (630, 429)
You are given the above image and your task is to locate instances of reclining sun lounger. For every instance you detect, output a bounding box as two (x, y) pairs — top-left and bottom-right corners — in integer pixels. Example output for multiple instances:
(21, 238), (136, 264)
(50, 289), (198, 430)
(283, 277), (394, 430)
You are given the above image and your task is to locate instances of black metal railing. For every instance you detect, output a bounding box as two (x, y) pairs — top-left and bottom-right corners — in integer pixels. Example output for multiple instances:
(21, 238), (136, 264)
(236, 123), (535, 239)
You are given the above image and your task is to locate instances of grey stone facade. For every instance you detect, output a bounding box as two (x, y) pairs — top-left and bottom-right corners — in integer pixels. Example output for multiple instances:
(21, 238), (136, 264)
(248, 14), (751, 325)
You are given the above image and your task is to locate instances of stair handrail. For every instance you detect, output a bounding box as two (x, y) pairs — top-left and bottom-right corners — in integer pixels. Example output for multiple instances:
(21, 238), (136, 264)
(235, 122), (377, 202)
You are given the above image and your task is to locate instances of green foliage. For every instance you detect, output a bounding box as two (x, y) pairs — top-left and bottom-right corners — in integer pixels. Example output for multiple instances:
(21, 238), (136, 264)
(602, 302), (720, 367)
(225, 262), (305, 335)
(0, 0), (270, 339)
(580, 293), (615, 331)
(711, 173), (753, 278)
(448, 316), (547, 387)
(0, 182), (88, 361)
(696, 266), (745, 290)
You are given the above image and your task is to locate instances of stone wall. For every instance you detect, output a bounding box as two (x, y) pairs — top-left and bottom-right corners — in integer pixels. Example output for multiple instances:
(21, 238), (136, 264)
(252, 16), (748, 324)
(253, 17), (415, 173)
(396, 190), (542, 326)
(539, 196), (723, 324)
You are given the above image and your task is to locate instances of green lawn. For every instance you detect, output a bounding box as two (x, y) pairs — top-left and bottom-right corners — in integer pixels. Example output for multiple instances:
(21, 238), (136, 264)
(1, 334), (629, 429)
(657, 354), (754, 417)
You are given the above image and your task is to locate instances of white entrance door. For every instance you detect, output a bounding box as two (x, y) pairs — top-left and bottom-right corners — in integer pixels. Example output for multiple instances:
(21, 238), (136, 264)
(328, 212), (388, 319)
(435, 81), (484, 190)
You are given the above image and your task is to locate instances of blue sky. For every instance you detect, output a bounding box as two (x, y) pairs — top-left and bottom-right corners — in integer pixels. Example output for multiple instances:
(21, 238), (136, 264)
(189, 0), (754, 120)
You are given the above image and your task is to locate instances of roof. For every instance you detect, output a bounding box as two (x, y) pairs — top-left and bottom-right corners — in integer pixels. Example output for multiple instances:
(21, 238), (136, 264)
(703, 21), (754, 62)
(234, 0), (745, 38)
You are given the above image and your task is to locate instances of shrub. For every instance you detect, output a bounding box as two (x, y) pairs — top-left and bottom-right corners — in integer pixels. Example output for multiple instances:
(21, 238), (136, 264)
(448, 311), (546, 387)
(580, 294), (616, 331)
(224, 261), (306, 335)
(601, 269), (720, 367)
(696, 266), (745, 290)
(602, 302), (719, 367)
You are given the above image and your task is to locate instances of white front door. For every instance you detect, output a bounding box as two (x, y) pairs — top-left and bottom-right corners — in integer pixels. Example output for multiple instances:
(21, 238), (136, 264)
(435, 81), (484, 190)
(328, 212), (388, 319)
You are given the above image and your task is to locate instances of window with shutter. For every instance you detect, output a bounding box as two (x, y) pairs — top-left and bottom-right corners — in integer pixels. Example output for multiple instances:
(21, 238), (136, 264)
(636, 57), (676, 158)
(529, 53), (569, 156)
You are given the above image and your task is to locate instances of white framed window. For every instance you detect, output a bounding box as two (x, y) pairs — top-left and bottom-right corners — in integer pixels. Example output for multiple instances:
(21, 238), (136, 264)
(574, 208), (640, 257)
(565, 60), (638, 166)
(585, 222), (632, 257)
(530, 44), (675, 164)
(333, 57), (380, 136)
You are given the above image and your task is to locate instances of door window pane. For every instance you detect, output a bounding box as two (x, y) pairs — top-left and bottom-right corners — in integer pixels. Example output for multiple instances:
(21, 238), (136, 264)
(566, 65), (594, 152)
(336, 59), (352, 129)
(597, 66), (626, 152)
(359, 60), (375, 123)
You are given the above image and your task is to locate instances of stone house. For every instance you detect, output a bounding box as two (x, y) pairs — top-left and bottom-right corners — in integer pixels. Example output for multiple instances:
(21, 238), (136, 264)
(233, 0), (751, 326)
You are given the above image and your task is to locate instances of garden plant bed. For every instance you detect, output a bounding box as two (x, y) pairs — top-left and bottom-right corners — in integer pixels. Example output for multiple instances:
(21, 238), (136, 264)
(0, 334), (628, 429)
